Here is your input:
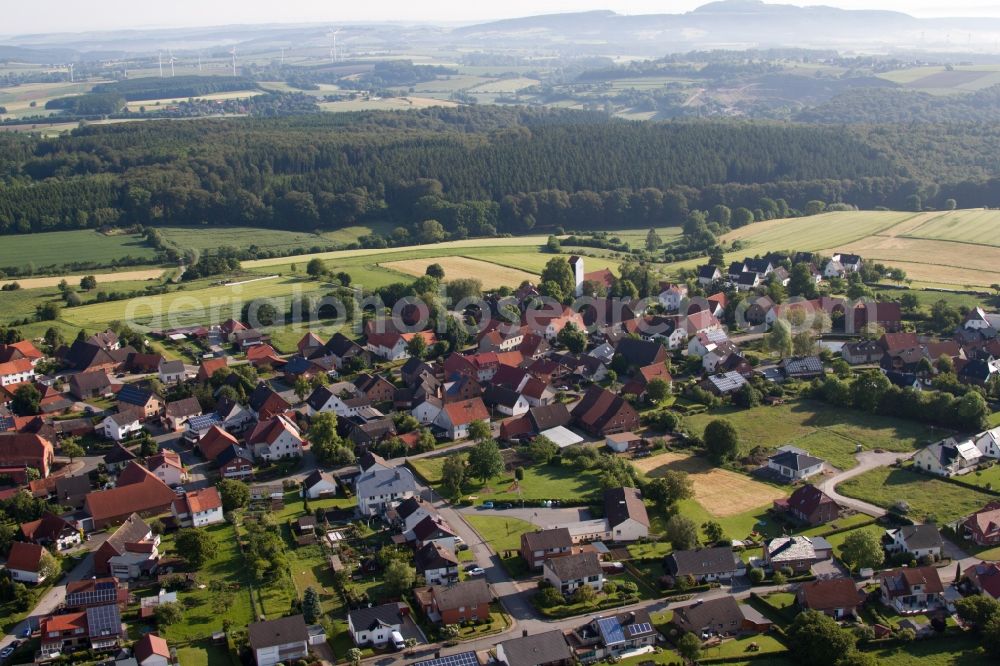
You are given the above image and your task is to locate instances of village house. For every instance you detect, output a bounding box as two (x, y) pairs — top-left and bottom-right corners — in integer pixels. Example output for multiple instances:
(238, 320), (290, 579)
(797, 578), (864, 619)
(145, 449), (186, 487)
(701, 371), (749, 396)
(766, 447), (825, 481)
(965, 562), (1000, 600)
(434, 397), (490, 440)
(497, 630), (573, 666)
(93, 513), (160, 579)
(764, 535), (831, 573)
(569, 609), (658, 661)
(248, 384), (291, 421)
(101, 408), (144, 442)
(39, 604), (124, 658)
(672, 595), (772, 637)
(217, 444), (255, 480)
(246, 415), (303, 461)
(354, 373), (396, 403)
(365, 322), (437, 361)
(195, 425), (240, 461)
(157, 358), (186, 384)
(248, 614), (309, 666)
(5, 541), (49, 584)
(842, 340), (883, 365)
(885, 524), (944, 560)
(83, 463), (177, 530)
(773, 484), (839, 526)
(415, 541), (459, 585)
(0, 432), (55, 478)
(117, 384), (163, 421)
(356, 465), (418, 517)
(134, 634), (171, 666)
(395, 497), (439, 535)
(604, 487), (650, 542)
(20, 511), (81, 550)
(69, 370), (114, 400)
(963, 501), (1000, 546)
(65, 577), (128, 610)
(0, 357), (35, 386)
(878, 566), (945, 614)
(912, 437), (982, 476)
(483, 384), (531, 417)
(171, 487), (224, 527)
(543, 551), (604, 595)
(302, 469), (338, 499)
(520, 528), (574, 570)
(163, 397), (202, 431)
(347, 603), (406, 647)
(665, 546), (745, 583)
(414, 579), (492, 625)
(571, 386), (639, 437)
(305, 382), (370, 417)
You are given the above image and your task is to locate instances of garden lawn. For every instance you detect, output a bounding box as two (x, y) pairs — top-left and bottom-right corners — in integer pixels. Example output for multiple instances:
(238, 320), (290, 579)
(684, 400), (937, 461)
(837, 467), (996, 523)
(957, 463), (1000, 491)
(797, 513), (874, 537)
(868, 634), (994, 665)
(464, 514), (536, 552)
(650, 497), (784, 544)
(156, 523), (257, 642)
(702, 634), (787, 660)
(409, 458), (604, 502)
(174, 640), (234, 666)
(823, 524), (886, 562)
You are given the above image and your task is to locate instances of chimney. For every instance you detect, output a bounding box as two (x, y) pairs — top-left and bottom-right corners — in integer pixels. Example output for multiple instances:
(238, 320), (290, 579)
(523, 629), (529, 637)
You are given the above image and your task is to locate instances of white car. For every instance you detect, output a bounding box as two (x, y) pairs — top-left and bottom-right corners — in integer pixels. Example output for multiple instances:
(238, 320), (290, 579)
(467, 567), (485, 577)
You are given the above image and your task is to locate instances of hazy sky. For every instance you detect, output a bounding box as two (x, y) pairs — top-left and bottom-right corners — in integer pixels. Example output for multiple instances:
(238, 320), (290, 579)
(7, 1), (1000, 35)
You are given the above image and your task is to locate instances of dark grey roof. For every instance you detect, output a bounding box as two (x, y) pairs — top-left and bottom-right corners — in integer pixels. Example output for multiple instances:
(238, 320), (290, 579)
(895, 524), (944, 551)
(483, 384), (523, 409)
(665, 547), (740, 577)
(543, 551), (602, 581)
(117, 384), (155, 407)
(248, 614), (308, 651)
(613, 338), (664, 368)
(697, 265), (720, 279)
(769, 449), (824, 471)
(780, 356), (824, 376)
(499, 630), (572, 666)
(522, 528), (572, 552)
(431, 579), (491, 610)
(673, 596), (744, 633)
(348, 603), (404, 632)
(528, 404), (571, 431)
(604, 487), (649, 529)
(415, 542), (458, 571)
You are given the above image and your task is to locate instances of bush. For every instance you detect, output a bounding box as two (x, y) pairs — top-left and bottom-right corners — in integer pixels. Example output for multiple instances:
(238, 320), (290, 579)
(536, 587), (564, 608)
(748, 567), (765, 584)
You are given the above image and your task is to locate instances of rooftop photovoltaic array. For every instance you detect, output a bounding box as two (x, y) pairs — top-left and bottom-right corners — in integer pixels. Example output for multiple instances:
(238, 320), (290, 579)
(67, 581), (118, 607)
(413, 652), (479, 666)
(627, 622), (652, 636)
(597, 616), (626, 644)
(85, 604), (121, 637)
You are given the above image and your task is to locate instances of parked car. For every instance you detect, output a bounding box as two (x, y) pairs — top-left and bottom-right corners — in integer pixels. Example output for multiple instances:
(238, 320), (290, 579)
(481, 501), (494, 509)
(0, 646), (14, 661)
(468, 567), (485, 577)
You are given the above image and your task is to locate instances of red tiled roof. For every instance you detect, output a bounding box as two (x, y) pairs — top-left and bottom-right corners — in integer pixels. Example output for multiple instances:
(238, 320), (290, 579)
(441, 398), (489, 427)
(0, 357), (33, 377)
(84, 467), (176, 523)
(135, 634), (170, 662)
(197, 426), (239, 461)
(41, 610), (87, 634)
(6, 541), (45, 572)
(799, 578), (862, 611)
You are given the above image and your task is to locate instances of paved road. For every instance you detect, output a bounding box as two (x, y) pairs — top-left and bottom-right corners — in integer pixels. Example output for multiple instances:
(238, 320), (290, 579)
(818, 450), (914, 517)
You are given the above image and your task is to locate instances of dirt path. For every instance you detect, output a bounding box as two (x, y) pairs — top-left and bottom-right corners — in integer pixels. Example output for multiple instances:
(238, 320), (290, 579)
(0, 268), (169, 290)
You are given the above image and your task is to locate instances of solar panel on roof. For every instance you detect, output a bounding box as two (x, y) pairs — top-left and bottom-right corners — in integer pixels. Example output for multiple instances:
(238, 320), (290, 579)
(627, 622), (652, 636)
(597, 616), (626, 645)
(67, 583), (118, 607)
(85, 604), (121, 637)
(413, 651), (479, 666)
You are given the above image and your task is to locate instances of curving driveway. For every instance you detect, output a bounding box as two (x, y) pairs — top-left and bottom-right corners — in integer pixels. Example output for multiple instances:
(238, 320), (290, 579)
(818, 450), (914, 517)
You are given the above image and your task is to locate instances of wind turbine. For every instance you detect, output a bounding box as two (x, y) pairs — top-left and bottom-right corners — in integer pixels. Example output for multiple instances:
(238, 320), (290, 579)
(67, 63), (74, 82)
(158, 52), (163, 77)
(280, 47), (285, 65)
(197, 53), (202, 72)
(229, 47), (238, 77)
(327, 28), (341, 63)
(168, 50), (177, 77)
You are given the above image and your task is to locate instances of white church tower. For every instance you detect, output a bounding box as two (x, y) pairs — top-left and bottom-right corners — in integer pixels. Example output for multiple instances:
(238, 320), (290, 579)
(569, 255), (585, 297)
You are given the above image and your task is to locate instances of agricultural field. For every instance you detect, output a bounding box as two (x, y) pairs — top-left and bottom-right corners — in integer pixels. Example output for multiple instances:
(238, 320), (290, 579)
(379, 256), (537, 289)
(465, 77), (540, 94)
(0, 80), (102, 119)
(156, 222), (395, 254)
(123, 89), (264, 110)
(318, 97), (459, 112)
(683, 400), (936, 462)
(837, 466), (996, 523)
(901, 209), (1000, 247)
(633, 451), (786, 517)
(0, 229), (158, 273)
(712, 208), (1000, 289)
(1, 268), (169, 290)
(878, 64), (1000, 93)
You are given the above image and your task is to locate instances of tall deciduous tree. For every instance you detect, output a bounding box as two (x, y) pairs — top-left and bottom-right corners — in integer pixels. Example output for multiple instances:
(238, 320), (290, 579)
(467, 438), (504, 484)
(703, 419), (740, 463)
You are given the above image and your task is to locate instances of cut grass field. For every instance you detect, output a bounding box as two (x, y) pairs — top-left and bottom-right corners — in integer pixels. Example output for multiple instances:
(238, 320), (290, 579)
(464, 514), (536, 552)
(837, 466), (997, 523)
(683, 400), (936, 466)
(902, 208), (1000, 247)
(123, 89), (265, 110)
(379, 256), (538, 289)
(0, 229), (157, 272)
(633, 451), (786, 517)
(156, 222), (396, 254)
(408, 457), (603, 502)
(0, 267), (168, 290)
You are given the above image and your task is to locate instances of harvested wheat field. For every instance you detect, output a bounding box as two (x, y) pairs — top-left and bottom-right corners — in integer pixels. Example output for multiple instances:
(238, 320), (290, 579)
(0, 268), (169, 290)
(380, 256), (537, 289)
(633, 452), (785, 517)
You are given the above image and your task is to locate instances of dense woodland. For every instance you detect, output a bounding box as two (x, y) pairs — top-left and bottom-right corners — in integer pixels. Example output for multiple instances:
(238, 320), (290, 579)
(0, 106), (999, 238)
